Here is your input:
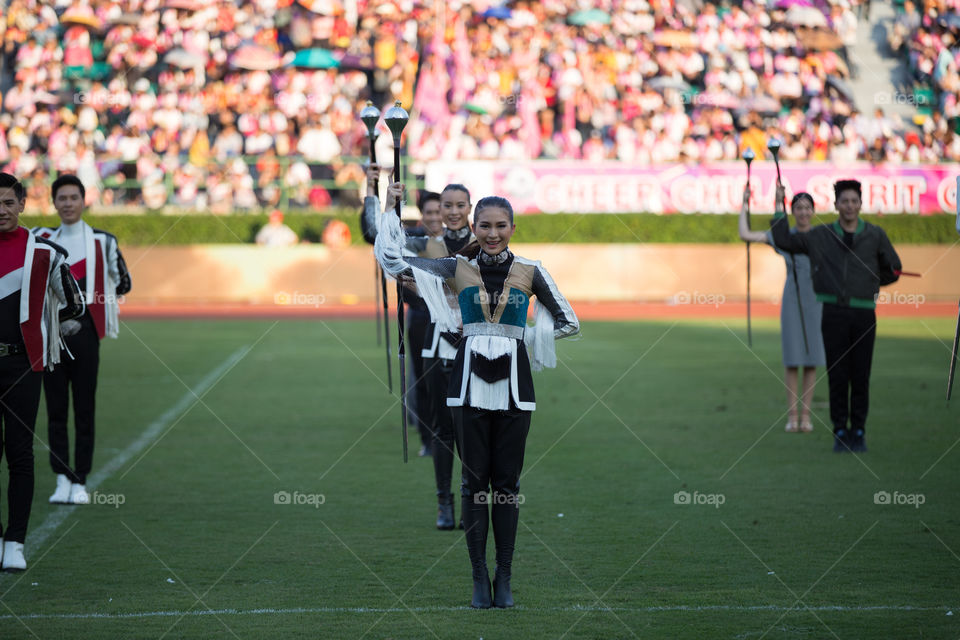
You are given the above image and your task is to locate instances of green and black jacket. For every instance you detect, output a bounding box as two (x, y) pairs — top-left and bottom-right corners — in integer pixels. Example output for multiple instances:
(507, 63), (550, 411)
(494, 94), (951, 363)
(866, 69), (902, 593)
(770, 215), (902, 310)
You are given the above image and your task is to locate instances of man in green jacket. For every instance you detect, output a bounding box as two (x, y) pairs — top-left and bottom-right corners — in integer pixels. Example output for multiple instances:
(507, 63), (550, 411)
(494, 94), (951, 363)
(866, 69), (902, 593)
(770, 179), (901, 453)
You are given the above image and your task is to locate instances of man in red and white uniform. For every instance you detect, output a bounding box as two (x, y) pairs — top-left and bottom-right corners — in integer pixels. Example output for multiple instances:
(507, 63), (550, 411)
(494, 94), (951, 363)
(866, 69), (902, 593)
(0, 173), (83, 571)
(33, 175), (131, 506)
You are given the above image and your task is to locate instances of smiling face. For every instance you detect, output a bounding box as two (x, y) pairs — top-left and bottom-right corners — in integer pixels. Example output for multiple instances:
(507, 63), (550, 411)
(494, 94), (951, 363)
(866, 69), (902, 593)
(440, 188), (470, 230)
(53, 184), (84, 224)
(472, 206), (515, 256)
(791, 197), (814, 232)
(0, 186), (25, 233)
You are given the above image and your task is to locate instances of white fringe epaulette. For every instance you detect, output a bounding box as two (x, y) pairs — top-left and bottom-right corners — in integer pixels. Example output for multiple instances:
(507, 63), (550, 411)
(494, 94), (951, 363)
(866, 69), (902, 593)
(524, 300), (557, 372)
(374, 207), (458, 333)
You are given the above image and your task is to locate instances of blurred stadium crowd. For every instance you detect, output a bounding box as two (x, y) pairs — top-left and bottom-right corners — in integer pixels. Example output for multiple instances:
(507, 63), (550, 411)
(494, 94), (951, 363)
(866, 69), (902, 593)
(0, 0), (958, 211)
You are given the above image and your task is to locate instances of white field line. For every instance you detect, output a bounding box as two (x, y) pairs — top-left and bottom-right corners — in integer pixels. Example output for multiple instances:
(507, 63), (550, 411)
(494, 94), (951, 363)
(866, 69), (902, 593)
(0, 604), (953, 621)
(26, 346), (250, 558)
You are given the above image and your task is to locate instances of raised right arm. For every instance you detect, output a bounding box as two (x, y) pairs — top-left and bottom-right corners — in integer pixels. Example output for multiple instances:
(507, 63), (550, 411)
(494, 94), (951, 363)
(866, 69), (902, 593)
(738, 184), (769, 244)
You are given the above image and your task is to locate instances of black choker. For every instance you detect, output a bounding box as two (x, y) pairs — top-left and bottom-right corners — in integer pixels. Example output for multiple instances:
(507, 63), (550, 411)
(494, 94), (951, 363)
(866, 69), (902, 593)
(444, 226), (471, 240)
(478, 249), (511, 265)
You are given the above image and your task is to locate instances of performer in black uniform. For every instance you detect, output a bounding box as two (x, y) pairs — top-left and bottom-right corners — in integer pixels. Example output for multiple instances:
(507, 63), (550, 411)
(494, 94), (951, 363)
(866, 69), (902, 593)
(0, 173), (83, 571)
(364, 178), (476, 530)
(34, 175), (132, 504)
(374, 195), (579, 608)
(361, 165), (436, 457)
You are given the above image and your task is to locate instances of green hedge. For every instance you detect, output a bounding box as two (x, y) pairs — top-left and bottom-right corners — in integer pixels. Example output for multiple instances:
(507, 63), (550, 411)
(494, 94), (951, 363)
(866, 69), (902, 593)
(20, 211), (958, 245)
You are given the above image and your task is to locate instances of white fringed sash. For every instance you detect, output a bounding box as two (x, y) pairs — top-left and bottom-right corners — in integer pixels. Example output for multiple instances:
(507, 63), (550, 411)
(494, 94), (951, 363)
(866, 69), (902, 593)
(467, 335), (513, 410)
(524, 300), (557, 372)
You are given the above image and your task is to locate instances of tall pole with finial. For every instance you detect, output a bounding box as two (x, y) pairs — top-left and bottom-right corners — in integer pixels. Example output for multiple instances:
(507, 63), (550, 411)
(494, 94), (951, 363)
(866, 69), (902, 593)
(743, 147), (755, 348)
(384, 100), (410, 462)
(361, 101), (392, 392)
(768, 137), (809, 354)
(948, 175), (960, 401)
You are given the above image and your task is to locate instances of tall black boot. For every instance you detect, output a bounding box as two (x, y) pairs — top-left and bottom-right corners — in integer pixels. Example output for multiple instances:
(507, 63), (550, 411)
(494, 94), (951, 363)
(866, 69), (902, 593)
(461, 489), (491, 608)
(436, 492), (454, 530)
(491, 492), (520, 608)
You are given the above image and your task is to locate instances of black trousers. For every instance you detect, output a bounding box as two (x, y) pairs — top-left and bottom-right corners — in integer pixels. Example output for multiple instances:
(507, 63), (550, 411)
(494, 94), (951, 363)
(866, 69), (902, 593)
(0, 353), (41, 543)
(44, 315), (100, 484)
(456, 406), (531, 576)
(427, 356), (457, 499)
(405, 307), (432, 447)
(821, 304), (876, 432)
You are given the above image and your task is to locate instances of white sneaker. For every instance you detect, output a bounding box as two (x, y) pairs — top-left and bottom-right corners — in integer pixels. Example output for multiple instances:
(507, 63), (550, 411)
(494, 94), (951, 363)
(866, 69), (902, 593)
(1, 541), (26, 572)
(70, 484), (90, 505)
(49, 474), (72, 504)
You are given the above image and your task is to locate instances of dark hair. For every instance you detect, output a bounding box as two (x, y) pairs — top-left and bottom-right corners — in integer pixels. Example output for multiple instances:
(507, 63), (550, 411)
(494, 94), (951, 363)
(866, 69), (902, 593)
(0, 172), (26, 201)
(51, 174), (86, 202)
(473, 196), (514, 224)
(441, 183), (471, 203)
(791, 192), (814, 210)
(834, 179), (861, 201)
(418, 190), (440, 210)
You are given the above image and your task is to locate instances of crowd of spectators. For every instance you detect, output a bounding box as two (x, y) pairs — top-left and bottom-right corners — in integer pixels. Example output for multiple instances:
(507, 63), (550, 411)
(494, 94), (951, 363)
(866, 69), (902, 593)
(0, 0), (957, 212)
(889, 0), (959, 127)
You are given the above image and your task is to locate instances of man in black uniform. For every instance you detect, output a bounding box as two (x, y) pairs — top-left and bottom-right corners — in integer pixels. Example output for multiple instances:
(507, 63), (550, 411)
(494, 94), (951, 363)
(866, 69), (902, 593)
(34, 175), (132, 505)
(0, 173), (83, 571)
(770, 179), (901, 452)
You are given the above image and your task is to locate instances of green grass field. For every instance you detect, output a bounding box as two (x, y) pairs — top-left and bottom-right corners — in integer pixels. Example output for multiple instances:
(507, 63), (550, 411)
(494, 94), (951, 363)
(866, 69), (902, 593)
(1, 317), (957, 639)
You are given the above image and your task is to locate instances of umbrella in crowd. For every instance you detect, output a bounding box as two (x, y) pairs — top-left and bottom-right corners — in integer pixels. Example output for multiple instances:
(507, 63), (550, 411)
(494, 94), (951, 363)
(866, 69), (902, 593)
(61, 7), (103, 29)
(480, 5), (512, 19)
(164, 48), (206, 68)
(568, 9), (611, 26)
(646, 76), (692, 93)
(230, 44), (283, 70)
(785, 5), (828, 28)
(290, 48), (340, 69)
(795, 27), (843, 51)
(775, 0), (814, 7)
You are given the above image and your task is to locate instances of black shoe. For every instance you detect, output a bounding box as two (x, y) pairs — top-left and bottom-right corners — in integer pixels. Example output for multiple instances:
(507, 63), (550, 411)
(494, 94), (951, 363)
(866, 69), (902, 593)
(832, 429), (850, 453)
(850, 429), (867, 453)
(471, 574), (492, 609)
(492, 569), (514, 608)
(436, 496), (455, 530)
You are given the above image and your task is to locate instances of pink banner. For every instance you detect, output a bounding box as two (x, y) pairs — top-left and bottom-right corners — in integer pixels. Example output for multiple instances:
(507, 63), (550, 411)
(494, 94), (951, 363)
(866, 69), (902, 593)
(424, 161), (960, 215)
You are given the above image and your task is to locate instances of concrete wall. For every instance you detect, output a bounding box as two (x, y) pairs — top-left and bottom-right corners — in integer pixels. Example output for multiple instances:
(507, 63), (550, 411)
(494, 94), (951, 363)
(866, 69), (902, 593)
(121, 244), (960, 306)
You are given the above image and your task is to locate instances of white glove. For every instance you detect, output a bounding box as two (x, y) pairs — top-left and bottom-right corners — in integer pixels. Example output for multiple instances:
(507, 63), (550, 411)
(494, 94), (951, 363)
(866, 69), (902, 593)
(61, 319), (82, 337)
